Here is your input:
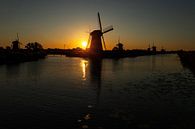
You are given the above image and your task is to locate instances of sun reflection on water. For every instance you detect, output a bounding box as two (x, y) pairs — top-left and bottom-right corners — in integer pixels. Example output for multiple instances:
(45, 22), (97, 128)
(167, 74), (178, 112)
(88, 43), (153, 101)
(81, 60), (88, 80)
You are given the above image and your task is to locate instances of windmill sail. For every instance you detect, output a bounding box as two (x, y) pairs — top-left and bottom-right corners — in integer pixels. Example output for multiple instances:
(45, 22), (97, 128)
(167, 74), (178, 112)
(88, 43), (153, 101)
(98, 12), (103, 31)
(103, 25), (114, 34)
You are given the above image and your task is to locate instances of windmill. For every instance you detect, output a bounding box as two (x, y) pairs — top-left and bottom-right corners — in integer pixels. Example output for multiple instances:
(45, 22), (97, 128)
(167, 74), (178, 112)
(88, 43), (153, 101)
(12, 33), (23, 50)
(87, 12), (113, 53)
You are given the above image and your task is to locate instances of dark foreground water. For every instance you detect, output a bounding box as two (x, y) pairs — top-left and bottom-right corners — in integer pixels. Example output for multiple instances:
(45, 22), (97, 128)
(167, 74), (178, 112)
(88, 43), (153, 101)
(0, 54), (195, 129)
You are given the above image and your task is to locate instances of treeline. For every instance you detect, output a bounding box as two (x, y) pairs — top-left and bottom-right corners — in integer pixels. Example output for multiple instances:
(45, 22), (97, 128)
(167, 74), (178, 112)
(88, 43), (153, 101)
(0, 42), (47, 64)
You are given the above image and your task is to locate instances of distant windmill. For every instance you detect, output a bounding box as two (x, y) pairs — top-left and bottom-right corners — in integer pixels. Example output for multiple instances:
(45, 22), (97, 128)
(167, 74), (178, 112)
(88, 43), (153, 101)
(87, 12), (113, 53)
(12, 33), (23, 50)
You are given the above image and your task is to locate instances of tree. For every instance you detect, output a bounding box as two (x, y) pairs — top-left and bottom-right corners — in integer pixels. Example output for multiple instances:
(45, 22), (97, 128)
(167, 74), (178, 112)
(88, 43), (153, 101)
(25, 42), (43, 51)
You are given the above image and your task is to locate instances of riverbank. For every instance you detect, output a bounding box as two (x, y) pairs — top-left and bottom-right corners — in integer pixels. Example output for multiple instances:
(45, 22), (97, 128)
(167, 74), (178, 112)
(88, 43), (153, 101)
(47, 48), (176, 58)
(178, 51), (195, 74)
(0, 49), (47, 64)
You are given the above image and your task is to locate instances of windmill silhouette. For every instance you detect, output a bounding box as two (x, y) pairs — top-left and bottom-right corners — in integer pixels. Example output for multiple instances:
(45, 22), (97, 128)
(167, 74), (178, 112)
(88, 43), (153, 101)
(12, 33), (23, 50)
(87, 12), (113, 53)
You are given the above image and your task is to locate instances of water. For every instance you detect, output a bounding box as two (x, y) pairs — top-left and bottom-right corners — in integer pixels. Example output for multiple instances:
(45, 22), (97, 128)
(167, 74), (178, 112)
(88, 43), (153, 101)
(0, 54), (195, 129)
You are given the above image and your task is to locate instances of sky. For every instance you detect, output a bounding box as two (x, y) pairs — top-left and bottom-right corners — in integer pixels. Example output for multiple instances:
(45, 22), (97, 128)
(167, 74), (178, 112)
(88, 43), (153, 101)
(0, 0), (194, 50)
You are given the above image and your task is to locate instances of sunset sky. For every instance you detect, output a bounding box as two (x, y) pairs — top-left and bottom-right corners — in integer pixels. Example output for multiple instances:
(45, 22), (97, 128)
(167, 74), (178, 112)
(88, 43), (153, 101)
(0, 0), (194, 50)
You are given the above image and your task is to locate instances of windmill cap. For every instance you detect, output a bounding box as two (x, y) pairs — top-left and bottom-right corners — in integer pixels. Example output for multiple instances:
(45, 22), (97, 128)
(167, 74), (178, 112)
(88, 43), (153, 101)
(90, 30), (103, 36)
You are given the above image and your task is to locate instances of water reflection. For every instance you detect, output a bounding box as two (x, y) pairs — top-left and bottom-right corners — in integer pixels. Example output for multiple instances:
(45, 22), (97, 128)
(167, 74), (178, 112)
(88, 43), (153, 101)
(1, 55), (195, 129)
(6, 64), (21, 77)
(88, 59), (102, 104)
(88, 59), (102, 84)
(112, 59), (123, 72)
(81, 60), (88, 80)
(78, 59), (103, 128)
(80, 59), (102, 103)
(151, 55), (156, 71)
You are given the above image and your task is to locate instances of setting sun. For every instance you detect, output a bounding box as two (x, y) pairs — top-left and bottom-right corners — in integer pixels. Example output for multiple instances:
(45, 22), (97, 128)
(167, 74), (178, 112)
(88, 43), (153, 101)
(82, 41), (88, 49)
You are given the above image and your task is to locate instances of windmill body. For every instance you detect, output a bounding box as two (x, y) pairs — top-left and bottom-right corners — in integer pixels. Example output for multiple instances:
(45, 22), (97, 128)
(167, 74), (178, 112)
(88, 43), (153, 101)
(12, 33), (20, 50)
(89, 30), (103, 53)
(12, 40), (20, 50)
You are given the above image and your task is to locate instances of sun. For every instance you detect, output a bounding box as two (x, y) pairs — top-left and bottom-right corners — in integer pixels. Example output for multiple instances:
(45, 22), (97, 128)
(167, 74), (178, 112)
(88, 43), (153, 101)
(82, 41), (88, 49)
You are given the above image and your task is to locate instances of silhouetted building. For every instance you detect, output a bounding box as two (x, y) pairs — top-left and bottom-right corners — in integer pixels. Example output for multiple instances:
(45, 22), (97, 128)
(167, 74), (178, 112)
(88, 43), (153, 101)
(117, 43), (124, 51)
(147, 44), (151, 52)
(90, 30), (103, 53)
(6, 46), (11, 50)
(112, 47), (118, 51)
(0, 47), (4, 50)
(112, 43), (124, 51)
(89, 12), (113, 53)
(12, 34), (21, 50)
(12, 40), (20, 50)
(152, 46), (156, 52)
(152, 43), (157, 53)
(161, 47), (166, 54)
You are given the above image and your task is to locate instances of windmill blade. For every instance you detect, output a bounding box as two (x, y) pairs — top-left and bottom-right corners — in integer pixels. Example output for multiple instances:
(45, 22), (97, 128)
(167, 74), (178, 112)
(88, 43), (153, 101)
(102, 36), (106, 50)
(86, 34), (91, 49)
(98, 12), (103, 32)
(103, 25), (114, 34)
(17, 33), (20, 41)
(16, 33), (24, 48)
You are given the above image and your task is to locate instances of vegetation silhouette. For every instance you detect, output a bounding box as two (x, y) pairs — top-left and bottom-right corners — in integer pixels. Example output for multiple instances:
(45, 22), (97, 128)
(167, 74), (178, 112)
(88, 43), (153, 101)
(0, 39), (46, 65)
(178, 51), (195, 75)
(25, 42), (43, 51)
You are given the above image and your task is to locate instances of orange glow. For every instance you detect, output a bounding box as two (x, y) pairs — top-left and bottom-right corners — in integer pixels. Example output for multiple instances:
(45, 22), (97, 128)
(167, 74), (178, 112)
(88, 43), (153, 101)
(82, 41), (88, 49)
(81, 60), (88, 80)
